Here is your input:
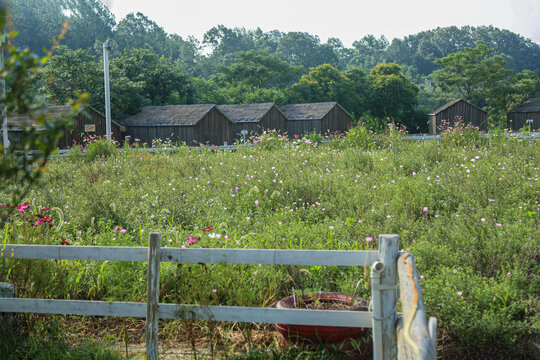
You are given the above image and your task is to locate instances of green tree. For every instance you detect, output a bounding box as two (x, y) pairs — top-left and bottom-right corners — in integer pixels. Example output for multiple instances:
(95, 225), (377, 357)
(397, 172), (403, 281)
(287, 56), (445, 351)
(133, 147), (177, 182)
(433, 44), (512, 106)
(367, 63), (419, 123)
(114, 48), (194, 106)
(277, 32), (338, 70)
(113, 12), (169, 56)
(215, 50), (303, 88)
(38, 46), (143, 118)
(290, 64), (360, 116)
(61, 0), (116, 52)
(5, 0), (65, 55)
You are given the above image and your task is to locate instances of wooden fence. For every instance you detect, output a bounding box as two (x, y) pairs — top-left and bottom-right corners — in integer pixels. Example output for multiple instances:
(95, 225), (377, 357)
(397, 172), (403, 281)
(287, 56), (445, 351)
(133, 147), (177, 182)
(0, 233), (436, 359)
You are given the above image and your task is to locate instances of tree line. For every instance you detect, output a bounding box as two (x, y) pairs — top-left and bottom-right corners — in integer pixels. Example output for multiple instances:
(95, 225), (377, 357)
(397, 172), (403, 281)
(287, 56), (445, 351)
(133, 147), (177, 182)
(6, 0), (540, 132)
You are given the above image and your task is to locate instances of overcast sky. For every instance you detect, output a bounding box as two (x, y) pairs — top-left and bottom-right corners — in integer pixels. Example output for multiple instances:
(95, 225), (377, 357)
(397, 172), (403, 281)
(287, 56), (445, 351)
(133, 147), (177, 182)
(101, 0), (540, 46)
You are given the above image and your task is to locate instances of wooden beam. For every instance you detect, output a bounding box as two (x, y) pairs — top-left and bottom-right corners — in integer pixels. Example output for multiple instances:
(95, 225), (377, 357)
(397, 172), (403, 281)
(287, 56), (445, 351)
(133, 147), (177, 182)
(396, 251), (436, 360)
(0, 244), (378, 266)
(0, 298), (374, 328)
(378, 234), (399, 359)
(146, 233), (161, 360)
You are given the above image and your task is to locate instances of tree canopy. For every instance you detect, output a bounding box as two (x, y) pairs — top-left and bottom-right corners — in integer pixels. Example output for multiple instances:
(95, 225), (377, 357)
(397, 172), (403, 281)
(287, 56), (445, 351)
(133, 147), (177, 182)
(6, 0), (540, 130)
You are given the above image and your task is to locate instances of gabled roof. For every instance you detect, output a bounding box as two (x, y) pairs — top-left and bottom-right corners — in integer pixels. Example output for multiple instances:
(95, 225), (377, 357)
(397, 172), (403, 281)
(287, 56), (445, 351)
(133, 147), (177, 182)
(508, 98), (540, 113)
(280, 102), (347, 121)
(5, 106), (124, 130)
(428, 98), (486, 116)
(121, 104), (230, 127)
(217, 103), (275, 123)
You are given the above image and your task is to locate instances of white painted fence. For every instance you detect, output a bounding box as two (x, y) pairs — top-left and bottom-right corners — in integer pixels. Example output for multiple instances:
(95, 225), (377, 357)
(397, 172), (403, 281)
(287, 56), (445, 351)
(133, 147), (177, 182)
(0, 233), (436, 359)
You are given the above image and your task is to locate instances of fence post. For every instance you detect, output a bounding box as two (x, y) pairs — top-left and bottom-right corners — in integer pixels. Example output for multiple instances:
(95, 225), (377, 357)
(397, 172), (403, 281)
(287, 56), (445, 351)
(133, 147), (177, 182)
(396, 251), (436, 359)
(146, 233), (161, 360)
(376, 234), (399, 359)
(0, 282), (18, 335)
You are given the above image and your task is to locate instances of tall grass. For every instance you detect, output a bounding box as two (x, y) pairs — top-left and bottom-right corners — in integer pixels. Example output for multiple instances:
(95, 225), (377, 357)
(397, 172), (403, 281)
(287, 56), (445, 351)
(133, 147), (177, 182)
(1, 129), (538, 359)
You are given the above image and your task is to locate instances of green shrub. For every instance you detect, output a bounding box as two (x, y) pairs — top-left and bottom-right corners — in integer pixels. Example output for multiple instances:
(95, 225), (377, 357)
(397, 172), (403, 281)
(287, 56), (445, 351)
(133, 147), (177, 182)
(85, 136), (118, 161)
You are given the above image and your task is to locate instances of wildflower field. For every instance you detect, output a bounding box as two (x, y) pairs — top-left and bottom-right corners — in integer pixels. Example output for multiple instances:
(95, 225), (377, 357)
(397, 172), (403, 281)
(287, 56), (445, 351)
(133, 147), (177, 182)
(0, 128), (538, 359)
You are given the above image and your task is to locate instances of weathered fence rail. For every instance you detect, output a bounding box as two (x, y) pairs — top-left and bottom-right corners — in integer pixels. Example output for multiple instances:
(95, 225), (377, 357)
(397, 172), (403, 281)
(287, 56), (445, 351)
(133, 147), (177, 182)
(0, 234), (436, 360)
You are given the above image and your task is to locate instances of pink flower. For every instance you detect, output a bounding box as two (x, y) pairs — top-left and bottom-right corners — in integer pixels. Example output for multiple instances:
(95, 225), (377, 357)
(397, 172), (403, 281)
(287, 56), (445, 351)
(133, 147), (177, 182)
(187, 236), (200, 245)
(35, 219), (42, 227)
(420, 275), (424, 279)
(254, 200), (259, 206)
(422, 207), (428, 212)
(40, 206), (50, 211)
(1, 204), (7, 208)
(212, 289), (217, 293)
(457, 291), (463, 296)
(246, 217), (251, 221)
(496, 223), (502, 227)
(294, 134), (300, 139)
(120, 229), (127, 234)
(481, 218), (485, 222)
(365, 236), (373, 242)
(17, 202), (29, 213)
(42, 216), (52, 223)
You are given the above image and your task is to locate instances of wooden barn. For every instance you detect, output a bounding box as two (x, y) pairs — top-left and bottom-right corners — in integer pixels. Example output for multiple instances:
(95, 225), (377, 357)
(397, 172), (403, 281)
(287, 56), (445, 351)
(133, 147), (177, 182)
(217, 103), (288, 139)
(507, 98), (540, 132)
(428, 99), (487, 134)
(280, 102), (352, 137)
(5, 106), (124, 148)
(120, 105), (233, 146)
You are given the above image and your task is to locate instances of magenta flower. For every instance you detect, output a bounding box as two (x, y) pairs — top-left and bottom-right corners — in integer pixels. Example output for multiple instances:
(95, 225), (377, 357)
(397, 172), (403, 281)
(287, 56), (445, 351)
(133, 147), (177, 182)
(120, 229), (127, 234)
(17, 202), (29, 213)
(422, 207), (428, 212)
(365, 236), (373, 242)
(187, 236), (200, 245)
(294, 134), (300, 139)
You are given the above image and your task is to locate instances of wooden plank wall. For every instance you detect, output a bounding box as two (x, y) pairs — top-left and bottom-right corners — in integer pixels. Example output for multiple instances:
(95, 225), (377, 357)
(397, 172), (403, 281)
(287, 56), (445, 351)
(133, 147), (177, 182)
(507, 112), (540, 132)
(59, 108), (122, 148)
(321, 106), (351, 135)
(287, 120), (321, 137)
(261, 106), (288, 135)
(432, 101), (487, 134)
(194, 108), (232, 145)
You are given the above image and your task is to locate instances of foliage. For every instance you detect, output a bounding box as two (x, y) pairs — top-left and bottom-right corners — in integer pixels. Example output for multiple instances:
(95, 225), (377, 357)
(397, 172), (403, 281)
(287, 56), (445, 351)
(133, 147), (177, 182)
(276, 32), (338, 71)
(84, 135), (118, 161)
(1, 132), (538, 358)
(367, 63), (419, 124)
(290, 64), (362, 117)
(433, 44), (512, 105)
(0, 10), (88, 226)
(215, 50), (303, 89)
(113, 12), (169, 57)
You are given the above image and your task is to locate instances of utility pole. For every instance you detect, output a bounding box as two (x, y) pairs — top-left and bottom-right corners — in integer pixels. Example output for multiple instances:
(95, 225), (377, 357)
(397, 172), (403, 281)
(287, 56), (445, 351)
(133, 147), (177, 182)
(103, 42), (111, 141)
(1, 35), (9, 153)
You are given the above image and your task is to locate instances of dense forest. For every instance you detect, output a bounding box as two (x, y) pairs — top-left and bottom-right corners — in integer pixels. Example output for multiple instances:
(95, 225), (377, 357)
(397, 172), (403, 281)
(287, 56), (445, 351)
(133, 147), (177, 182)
(6, 0), (540, 132)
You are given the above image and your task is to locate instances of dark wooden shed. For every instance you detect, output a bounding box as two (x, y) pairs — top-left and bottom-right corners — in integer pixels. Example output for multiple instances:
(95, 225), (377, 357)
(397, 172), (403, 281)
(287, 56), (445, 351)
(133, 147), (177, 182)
(507, 98), (540, 132)
(121, 104), (233, 146)
(428, 99), (487, 135)
(280, 102), (352, 137)
(6, 106), (125, 148)
(217, 103), (288, 139)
